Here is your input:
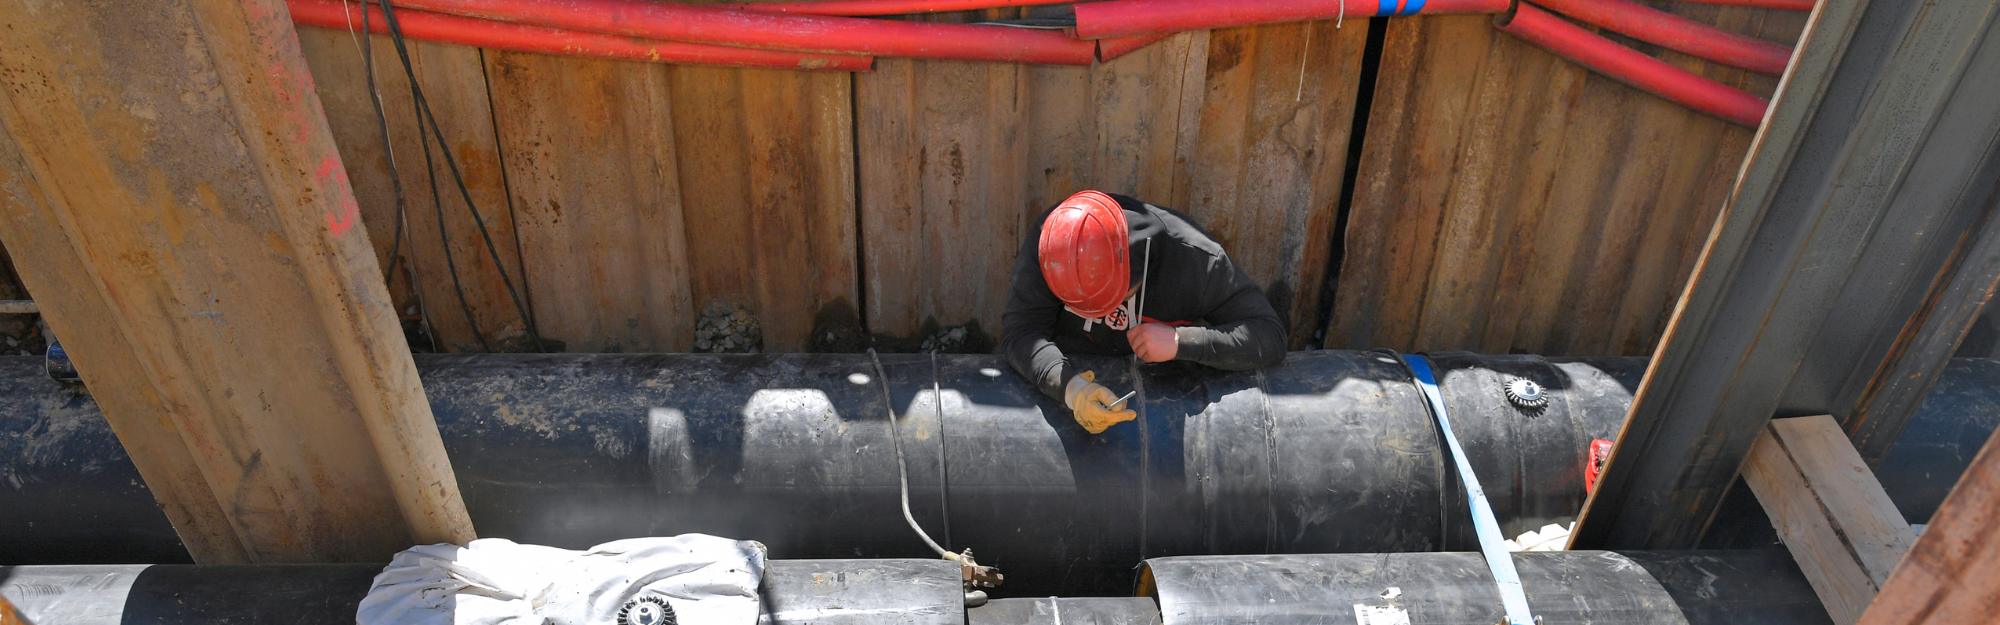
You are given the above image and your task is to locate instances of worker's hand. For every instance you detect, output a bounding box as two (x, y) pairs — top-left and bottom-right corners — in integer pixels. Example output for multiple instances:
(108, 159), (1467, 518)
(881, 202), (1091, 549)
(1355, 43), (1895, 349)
(1064, 371), (1137, 434)
(1127, 323), (1178, 363)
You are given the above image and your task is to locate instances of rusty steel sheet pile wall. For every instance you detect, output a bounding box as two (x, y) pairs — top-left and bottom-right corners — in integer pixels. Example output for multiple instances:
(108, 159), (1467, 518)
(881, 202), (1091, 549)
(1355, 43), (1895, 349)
(294, 3), (1797, 357)
(860, 16), (1367, 351)
(296, 31), (529, 353)
(1328, 6), (1805, 357)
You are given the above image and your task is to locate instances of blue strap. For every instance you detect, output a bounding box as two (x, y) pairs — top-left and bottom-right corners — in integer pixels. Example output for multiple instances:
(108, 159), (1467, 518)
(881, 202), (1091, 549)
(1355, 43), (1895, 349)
(1400, 0), (1428, 16)
(1378, 0), (1399, 16)
(1403, 354), (1537, 625)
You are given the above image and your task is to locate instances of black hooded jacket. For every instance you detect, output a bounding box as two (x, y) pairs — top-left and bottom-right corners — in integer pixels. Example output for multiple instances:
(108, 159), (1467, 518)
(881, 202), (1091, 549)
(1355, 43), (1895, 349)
(1001, 193), (1288, 401)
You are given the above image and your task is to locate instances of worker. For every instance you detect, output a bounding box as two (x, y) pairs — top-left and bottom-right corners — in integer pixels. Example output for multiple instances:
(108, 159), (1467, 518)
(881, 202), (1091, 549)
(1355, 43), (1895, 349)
(1002, 190), (1287, 434)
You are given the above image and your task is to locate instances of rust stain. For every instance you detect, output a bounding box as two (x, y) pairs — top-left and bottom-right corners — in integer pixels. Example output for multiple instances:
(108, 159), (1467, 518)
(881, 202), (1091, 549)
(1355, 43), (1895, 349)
(265, 231), (288, 257)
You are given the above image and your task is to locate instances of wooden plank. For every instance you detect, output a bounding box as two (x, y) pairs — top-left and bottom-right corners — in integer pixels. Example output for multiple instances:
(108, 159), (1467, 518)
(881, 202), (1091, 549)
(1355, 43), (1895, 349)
(670, 64), (857, 352)
(1328, 7), (1804, 355)
(1861, 414), (2000, 624)
(484, 51), (694, 353)
(298, 30), (529, 352)
(1175, 21), (1367, 349)
(1744, 416), (1915, 624)
(0, 0), (471, 561)
(1772, 416), (1916, 585)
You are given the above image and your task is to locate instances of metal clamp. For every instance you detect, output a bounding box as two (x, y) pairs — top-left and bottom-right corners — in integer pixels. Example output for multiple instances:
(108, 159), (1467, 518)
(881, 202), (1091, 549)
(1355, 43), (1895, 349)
(1400, 353), (1538, 625)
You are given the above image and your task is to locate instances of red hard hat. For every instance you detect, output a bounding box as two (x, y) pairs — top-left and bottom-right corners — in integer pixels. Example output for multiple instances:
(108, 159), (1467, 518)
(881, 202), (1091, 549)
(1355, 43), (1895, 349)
(1039, 191), (1129, 318)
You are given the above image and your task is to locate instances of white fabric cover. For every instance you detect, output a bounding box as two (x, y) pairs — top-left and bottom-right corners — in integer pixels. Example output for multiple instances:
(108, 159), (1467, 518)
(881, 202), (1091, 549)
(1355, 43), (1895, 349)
(356, 535), (766, 625)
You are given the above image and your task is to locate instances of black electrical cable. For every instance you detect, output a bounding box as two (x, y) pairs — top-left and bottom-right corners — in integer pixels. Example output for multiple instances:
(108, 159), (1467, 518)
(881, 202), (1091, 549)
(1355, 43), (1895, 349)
(928, 349), (953, 553)
(375, 0), (490, 352)
(357, 3), (441, 353)
(417, 104), (491, 352)
(375, 0), (546, 352)
(865, 348), (958, 562)
(362, 5), (408, 300)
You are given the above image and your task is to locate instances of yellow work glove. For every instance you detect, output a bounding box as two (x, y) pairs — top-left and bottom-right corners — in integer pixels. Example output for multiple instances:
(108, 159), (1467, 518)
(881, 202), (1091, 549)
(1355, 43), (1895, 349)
(1064, 371), (1136, 434)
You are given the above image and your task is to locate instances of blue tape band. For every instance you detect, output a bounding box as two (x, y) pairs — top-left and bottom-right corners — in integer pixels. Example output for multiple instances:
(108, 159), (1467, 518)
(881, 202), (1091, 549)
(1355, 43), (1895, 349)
(1379, 0), (1399, 16)
(1401, 0), (1428, 16)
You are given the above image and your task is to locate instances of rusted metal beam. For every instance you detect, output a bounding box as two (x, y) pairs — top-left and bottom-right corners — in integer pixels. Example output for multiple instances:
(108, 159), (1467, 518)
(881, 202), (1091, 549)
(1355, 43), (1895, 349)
(0, 0), (473, 561)
(1859, 408), (2000, 624)
(1571, 0), (2000, 550)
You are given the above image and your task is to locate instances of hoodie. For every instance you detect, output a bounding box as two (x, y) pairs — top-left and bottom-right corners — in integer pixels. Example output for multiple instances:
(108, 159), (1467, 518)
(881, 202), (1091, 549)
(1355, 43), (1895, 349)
(1001, 193), (1288, 401)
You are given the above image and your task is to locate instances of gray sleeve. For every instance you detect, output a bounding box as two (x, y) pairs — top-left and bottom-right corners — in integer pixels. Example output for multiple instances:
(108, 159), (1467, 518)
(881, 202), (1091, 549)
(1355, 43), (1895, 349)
(1000, 225), (1081, 402)
(1173, 255), (1288, 370)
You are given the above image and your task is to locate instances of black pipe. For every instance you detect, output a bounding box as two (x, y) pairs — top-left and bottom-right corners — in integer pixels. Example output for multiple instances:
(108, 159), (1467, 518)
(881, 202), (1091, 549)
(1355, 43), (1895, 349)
(3, 354), (1994, 597)
(0, 551), (1827, 624)
(0, 559), (963, 625)
(1139, 550), (1831, 625)
(969, 597), (1163, 624)
(392, 350), (1641, 596)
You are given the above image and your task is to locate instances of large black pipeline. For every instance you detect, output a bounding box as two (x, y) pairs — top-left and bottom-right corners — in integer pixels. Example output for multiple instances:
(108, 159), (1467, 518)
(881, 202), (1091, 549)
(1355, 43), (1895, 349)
(1139, 549), (1832, 625)
(970, 598), (1165, 624)
(3, 353), (1996, 597)
(0, 551), (1828, 624)
(0, 558), (963, 625)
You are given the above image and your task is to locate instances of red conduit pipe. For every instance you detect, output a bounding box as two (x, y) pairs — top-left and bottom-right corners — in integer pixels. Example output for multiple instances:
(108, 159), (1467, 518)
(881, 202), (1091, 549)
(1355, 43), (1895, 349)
(720, 0), (1071, 16)
(290, 0), (874, 70)
(386, 0), (1098, 65)
(1496, 3), (1767, 127)
(1532, 0), (1792, 75)
(1097, 32), (1175, 61)
(1671, 0), (1816, 11)
(1072, 0), (1511, 40)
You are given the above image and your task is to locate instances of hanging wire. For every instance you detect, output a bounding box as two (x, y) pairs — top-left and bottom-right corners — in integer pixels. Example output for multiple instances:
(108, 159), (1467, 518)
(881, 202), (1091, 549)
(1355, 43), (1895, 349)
(356, 0), (441, 353)
(362, 3), (406, 302)
(374, 0), (547, 352)
(929, 349), (953, 552)
(867, 348), (964, 563)
(1295, 22), (1313, 102)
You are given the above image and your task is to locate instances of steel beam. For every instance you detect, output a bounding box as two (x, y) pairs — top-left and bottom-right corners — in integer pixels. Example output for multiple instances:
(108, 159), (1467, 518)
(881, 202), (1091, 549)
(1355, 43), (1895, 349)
(1571, 0), (2000, 549)
(0, 0), (474, 561)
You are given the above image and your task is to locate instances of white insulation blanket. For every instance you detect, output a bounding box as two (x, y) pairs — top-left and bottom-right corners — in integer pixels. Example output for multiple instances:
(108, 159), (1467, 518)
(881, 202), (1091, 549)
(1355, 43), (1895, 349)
(357, 535), (766, 625)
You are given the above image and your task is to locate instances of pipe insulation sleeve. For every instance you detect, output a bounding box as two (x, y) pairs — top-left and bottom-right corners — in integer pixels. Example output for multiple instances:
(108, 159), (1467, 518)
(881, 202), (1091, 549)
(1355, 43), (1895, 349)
(1529, 0), (1795, 75)
(383, 0), (1097, 65)
(1071, 0), (1513, 40)
(1496, 3), (1770, 127)
(289, 0), (874, 70)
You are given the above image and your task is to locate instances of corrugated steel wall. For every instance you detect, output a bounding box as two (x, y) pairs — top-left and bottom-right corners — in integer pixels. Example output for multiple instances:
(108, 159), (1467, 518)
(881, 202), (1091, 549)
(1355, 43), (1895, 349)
(1330, 7), (1805, 355)
(285, 4), (1803, 356)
